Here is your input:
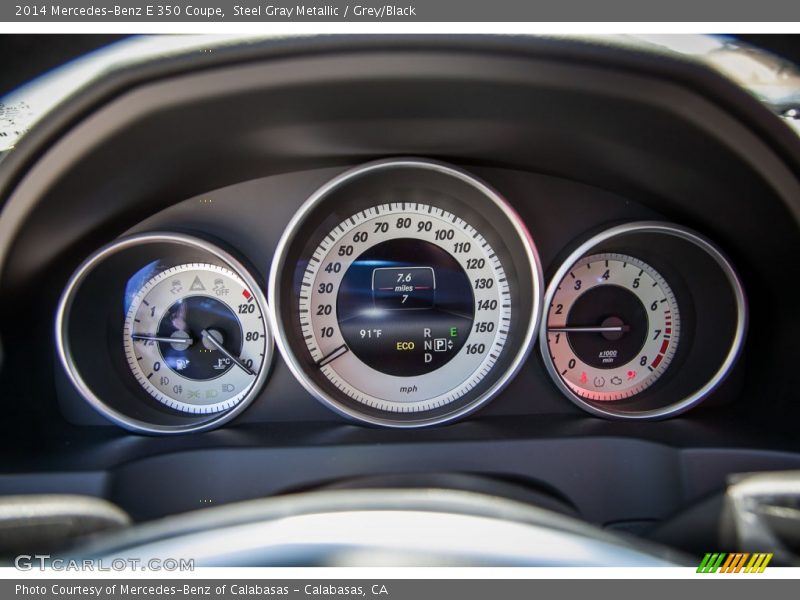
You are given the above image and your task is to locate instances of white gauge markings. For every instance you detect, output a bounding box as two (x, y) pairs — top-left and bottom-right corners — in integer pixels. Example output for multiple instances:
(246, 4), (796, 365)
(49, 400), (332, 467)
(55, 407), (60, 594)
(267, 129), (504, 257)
(545, 253), (680, 401)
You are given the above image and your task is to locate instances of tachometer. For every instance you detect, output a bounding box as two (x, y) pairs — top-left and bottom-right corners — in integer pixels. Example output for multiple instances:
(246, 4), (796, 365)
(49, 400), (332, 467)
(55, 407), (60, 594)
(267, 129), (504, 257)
(269, 159), (543, 427)
(539, 222), (747, 420)
(545, 252), (680, 401)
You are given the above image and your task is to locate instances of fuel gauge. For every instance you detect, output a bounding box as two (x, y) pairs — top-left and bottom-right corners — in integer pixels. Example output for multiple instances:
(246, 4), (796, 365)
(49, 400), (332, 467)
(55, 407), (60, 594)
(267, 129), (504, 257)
(123, 263), (268, 414)
(56, 232), (274, 434)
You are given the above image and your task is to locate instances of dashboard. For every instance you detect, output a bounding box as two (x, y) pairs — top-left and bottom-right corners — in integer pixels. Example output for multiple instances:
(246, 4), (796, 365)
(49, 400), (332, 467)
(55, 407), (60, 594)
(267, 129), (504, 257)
(0, 35), (799, 556)
(55, 158), (746, 433)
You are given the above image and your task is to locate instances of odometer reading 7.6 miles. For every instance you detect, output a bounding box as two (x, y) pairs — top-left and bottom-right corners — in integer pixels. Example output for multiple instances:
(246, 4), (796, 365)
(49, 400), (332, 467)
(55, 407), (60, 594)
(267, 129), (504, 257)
(299, 203), (510, 413)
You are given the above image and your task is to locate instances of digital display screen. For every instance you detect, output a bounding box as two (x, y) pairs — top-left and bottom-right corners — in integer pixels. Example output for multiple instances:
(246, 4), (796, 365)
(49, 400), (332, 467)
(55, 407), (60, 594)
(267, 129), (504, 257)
(372, 266), (435, 309)
(337, 239), (475, 376)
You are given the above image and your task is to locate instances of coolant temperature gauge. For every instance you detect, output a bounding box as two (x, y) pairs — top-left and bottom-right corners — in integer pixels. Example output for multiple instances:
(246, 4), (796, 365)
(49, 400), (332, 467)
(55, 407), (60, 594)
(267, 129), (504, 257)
(123, 263), (268, 414)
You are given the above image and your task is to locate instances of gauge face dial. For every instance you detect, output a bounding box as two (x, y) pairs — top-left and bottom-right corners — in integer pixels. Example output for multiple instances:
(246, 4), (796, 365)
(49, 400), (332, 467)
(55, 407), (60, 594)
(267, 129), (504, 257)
(123, 263), (267, 413)
(299, 203), (510, 413)
(546, 253), (680, 401)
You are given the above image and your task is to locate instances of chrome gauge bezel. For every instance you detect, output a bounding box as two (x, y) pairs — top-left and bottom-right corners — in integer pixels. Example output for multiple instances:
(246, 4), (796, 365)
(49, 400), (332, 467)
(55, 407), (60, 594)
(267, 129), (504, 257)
(55, 232), (274, 435)
(268, 159), (544, 428)
(539, 221), (747, 420)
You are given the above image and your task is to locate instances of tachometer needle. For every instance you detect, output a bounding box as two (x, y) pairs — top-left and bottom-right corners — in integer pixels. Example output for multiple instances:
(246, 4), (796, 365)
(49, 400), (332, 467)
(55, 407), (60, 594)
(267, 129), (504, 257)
(547, 325), (630, 333)
(316, 344), (349, 368)
(201, 329), (255, 376)
(132, 333), (194, 345)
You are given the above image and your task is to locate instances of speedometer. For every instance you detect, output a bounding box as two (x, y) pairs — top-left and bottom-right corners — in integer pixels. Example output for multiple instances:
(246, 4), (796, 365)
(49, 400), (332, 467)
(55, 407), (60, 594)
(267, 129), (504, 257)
(269, 160), (543, 427)
(301, 204), (509, 412)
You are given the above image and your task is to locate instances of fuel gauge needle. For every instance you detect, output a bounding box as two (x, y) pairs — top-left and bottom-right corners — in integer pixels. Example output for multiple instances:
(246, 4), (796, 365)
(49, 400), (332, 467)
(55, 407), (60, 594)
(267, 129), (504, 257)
(201, 329), (255, 376)
(132, 333), (194, 345)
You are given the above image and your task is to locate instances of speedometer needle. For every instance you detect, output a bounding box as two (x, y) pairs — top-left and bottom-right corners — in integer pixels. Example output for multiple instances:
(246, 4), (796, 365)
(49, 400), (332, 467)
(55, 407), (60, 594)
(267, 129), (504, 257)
(547, 325), (630, 333)
(201, 329), (255, 376)
(316, 344), (349, 368)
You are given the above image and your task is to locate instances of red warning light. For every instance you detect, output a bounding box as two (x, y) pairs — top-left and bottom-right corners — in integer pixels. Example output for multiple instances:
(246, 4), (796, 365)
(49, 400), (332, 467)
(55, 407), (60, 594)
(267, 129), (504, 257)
(580, 371), (588, 384)
(626, 370), (637, 380)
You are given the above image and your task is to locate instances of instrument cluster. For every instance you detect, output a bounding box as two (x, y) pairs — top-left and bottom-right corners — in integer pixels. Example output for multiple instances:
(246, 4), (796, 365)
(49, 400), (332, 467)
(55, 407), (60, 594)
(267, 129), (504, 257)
(55, 159), (747, 434)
